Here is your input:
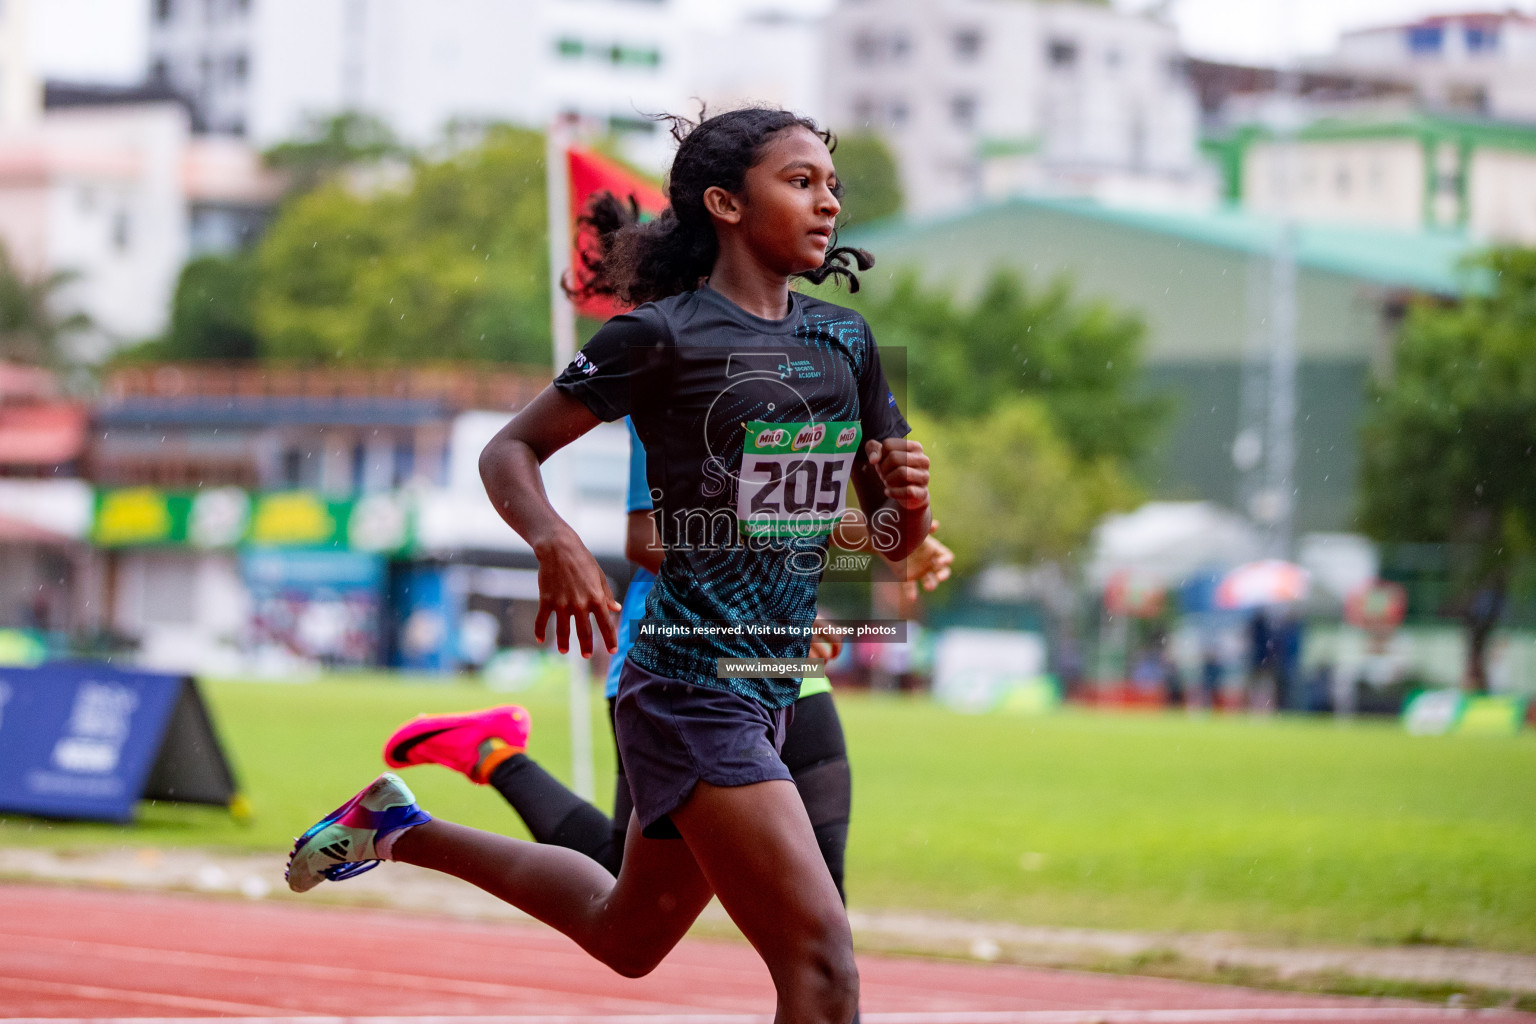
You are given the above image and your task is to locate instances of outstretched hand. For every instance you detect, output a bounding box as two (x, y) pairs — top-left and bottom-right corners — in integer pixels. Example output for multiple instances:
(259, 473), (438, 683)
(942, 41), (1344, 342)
(863, 438), (930, 510)
(899, 522), (955, 601)
(810, 615), (843, 663)
(534, 529), (622, 657)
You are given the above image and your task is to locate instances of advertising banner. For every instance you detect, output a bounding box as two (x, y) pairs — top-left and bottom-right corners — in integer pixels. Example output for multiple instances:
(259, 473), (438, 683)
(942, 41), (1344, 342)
(1403, 689), (1529, 736)
(0, 663), (239, 822)
(933, 628), (1056, 714)
(92, 487), (413, 554)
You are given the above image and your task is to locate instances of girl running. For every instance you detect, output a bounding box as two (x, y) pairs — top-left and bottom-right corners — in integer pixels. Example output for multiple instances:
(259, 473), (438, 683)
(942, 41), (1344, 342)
(286, 107), (931, 1024)
(381, 419), (954, 891)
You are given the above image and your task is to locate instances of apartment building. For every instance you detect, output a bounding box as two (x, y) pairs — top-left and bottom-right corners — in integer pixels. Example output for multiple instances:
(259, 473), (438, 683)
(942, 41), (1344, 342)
(1327, 11), (1536, 123)
(146, 0), (828, 168)
(0, 94), (281, 355)
(1230, 114), (1536, 244)
(825, 0), (1211, 214)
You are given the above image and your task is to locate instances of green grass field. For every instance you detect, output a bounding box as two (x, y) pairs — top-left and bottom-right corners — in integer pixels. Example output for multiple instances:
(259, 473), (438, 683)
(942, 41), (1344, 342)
(2, 675), (1533, 954)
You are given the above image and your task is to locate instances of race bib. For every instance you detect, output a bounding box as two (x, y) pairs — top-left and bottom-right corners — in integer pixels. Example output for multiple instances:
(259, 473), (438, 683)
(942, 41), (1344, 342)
(738, 420), (861, 537)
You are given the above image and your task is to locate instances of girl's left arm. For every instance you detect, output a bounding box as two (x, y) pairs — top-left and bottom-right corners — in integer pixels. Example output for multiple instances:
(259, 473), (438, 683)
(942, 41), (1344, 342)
(480, 385), (621, 656)
(850, 437), (932, 562)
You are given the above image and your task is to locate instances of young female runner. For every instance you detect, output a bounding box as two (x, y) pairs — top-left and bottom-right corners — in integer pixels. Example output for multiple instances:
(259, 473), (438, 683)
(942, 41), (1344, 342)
(381, 418), (954, 893)
(286, 107), (931, 1024)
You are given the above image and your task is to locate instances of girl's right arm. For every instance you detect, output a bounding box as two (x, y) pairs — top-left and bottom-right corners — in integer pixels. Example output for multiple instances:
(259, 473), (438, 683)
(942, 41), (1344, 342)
(479, 385), (621, 658)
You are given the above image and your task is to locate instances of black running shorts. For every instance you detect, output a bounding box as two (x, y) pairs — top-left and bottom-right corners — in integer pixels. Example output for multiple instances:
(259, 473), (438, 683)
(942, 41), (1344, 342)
(612, 658), (794, 839)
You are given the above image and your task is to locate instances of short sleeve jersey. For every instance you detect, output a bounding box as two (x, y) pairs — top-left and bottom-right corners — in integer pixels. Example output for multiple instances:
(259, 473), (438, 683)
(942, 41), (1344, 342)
(555, 286), (908, 707)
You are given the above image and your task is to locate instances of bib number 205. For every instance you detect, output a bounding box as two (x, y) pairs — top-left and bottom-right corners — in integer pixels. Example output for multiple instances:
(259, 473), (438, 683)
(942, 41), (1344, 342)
(738, 420), (861, 538)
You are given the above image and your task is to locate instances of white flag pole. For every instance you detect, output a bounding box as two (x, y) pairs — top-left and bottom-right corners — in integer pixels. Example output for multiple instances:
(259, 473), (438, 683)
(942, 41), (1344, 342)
(545, 116), (595, 802)
(547, 118), (578, 371)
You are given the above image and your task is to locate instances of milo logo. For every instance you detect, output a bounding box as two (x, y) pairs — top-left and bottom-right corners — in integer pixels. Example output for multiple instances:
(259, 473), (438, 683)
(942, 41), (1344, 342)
(792, 423), (826, 451)
(836, 426), (858, 448)
(755, 427), (789, 449)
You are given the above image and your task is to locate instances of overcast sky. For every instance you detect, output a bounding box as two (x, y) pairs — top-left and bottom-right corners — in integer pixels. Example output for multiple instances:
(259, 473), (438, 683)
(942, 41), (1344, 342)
(31, 0), (147, 84)
(29, 0), (1536, 85)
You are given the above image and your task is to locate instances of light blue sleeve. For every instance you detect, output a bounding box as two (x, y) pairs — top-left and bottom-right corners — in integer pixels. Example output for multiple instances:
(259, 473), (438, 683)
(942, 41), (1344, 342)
(603, 569), (655, 698)
(624, 417), (653, 513)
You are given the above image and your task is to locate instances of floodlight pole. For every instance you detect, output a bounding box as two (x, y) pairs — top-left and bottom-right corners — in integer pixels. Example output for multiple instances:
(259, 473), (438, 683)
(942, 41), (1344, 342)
(1264, 57), (1300, 561)
(1265, 203), (1298, 560)
(546, 115), (595, 802)
(1234, 253), (1269, 517)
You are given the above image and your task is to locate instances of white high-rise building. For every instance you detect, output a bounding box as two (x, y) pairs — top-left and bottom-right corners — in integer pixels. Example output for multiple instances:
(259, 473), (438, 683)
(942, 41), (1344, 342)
(0, 1), (280, 355)
(0, 98), (281, 356)
(148, 0), (544, 142)
(824, 0), (1211, 215)
(146, 0), (828, 167)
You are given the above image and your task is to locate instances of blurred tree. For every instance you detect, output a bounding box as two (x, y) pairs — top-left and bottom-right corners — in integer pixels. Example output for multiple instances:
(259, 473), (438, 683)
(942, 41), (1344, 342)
(852, 270), (1165, 465)
(264, 112), (405, 194)
(122, 254), (260, 361)
(1358, 248), (1536, 692)
(912, 401), (1138, 575)
(253, 125), (551, 365)
(831, 132), (903, 228)
(0, 242), (91, 369)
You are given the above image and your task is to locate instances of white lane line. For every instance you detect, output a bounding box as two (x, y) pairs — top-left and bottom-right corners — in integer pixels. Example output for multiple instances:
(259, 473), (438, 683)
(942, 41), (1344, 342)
(0, 1010), (1520, 1024)
(0, 976), (292, 1016)
(0, 932), (700, 1015)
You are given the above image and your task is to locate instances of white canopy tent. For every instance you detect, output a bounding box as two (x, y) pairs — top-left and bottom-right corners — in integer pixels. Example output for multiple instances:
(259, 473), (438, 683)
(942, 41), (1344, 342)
(1086, 501), (1265, 592)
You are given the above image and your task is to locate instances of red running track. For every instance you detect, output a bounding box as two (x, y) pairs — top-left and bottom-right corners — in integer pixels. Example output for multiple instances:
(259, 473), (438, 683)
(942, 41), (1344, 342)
(0, 884), (1526, 1023)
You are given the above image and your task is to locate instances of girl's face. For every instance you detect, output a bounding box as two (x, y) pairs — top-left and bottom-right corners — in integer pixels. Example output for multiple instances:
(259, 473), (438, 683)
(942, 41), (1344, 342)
(720, 126), (842, 276)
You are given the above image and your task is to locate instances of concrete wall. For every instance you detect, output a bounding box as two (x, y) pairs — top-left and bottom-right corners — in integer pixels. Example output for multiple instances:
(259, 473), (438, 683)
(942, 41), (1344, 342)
(1244, 138), (1427, 235)
(110, 549), (248, 674)
(1468, 147), (1536, 245)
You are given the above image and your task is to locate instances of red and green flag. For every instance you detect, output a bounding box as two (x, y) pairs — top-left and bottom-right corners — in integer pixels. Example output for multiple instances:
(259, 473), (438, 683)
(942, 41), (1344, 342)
(566, 146), (667, 320)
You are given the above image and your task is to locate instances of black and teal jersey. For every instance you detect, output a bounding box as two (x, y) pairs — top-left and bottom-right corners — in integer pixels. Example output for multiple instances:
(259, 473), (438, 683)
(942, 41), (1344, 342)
(553, 285), (908, 707)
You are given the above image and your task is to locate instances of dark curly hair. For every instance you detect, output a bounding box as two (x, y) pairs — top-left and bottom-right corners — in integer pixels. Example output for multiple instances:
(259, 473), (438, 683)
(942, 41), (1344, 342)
(565, 107), (874, 308)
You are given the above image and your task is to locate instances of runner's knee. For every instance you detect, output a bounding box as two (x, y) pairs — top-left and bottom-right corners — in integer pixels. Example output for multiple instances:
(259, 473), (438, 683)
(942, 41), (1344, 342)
(800, 934), (859, 1021)
(778, 900), (857, 1015)
(594, 935), (668, 979)
(606, 949), (661, 979)
(589, 889), (695, 978)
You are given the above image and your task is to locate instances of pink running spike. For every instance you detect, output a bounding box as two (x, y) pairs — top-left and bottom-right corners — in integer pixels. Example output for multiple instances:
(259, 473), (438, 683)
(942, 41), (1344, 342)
(383, 705), (531, 782)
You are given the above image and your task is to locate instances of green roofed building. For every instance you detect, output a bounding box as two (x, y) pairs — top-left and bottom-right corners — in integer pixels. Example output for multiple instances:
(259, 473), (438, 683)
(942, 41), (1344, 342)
(1207, 113), (1536, 244)
(846, 195), (1486, 534)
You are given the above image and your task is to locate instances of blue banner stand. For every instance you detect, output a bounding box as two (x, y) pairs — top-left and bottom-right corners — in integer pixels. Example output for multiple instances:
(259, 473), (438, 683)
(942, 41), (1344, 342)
(0, 663), (240, 823)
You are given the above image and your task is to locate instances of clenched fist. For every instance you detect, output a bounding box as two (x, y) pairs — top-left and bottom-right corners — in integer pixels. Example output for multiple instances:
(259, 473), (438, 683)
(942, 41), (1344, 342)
(863, 438), (930, 510)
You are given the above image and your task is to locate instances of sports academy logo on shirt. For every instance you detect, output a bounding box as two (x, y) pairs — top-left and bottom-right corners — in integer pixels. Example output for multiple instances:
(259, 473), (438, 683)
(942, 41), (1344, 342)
(569, 352), (600, 377)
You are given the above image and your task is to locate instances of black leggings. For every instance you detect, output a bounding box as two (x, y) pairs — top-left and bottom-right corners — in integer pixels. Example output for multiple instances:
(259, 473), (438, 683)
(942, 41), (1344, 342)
(487, 690), (853, 901)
